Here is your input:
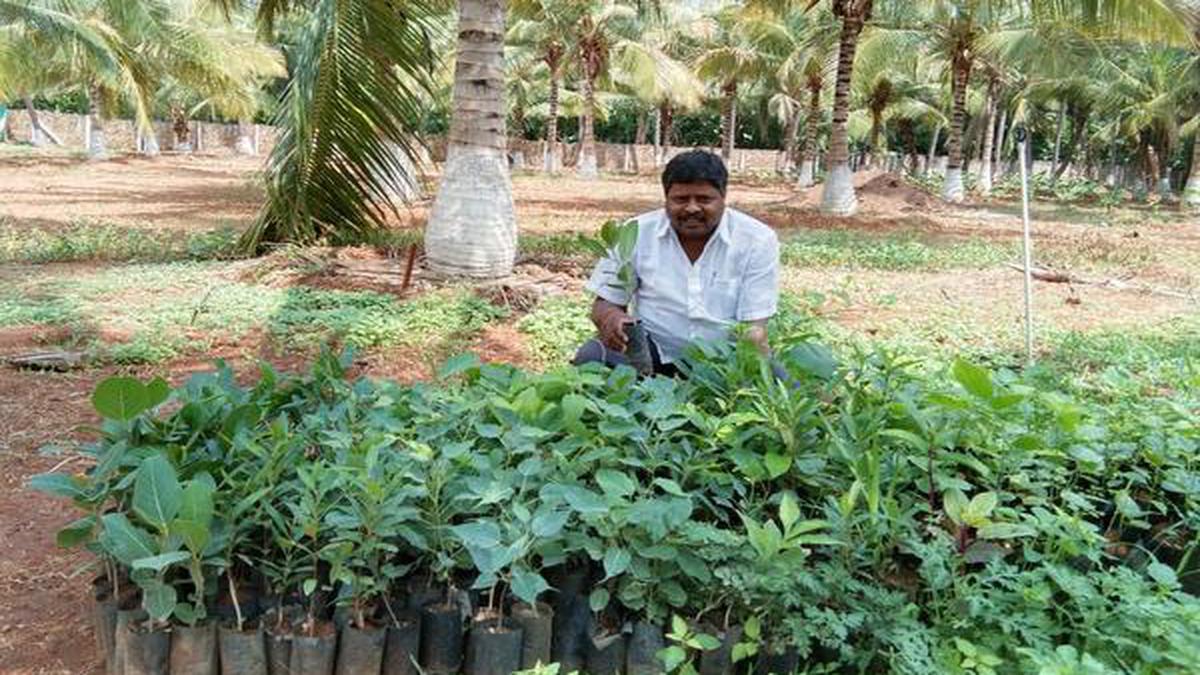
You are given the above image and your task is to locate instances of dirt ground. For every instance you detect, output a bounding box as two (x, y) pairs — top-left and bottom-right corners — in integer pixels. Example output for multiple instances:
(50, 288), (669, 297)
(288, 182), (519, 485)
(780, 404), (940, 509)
(0, 149), (1197, 673)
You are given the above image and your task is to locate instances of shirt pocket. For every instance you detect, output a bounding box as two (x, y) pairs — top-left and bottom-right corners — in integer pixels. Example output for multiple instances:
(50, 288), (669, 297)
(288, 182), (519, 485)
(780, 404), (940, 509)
(704, 276), (741, 321)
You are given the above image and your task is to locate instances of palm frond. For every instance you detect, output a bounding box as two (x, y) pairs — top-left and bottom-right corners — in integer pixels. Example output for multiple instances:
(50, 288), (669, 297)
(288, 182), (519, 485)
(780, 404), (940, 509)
(241, 0), (441, 252)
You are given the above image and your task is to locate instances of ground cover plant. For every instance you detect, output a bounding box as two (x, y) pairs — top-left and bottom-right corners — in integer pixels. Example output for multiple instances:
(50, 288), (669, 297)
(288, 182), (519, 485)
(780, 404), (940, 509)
(32, 321), (1200, 674)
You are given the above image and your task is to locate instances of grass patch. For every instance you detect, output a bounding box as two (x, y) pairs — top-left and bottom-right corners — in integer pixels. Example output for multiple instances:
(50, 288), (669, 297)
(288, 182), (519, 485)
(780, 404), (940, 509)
(0, 218), (243, 263)
(0, 290), (79, 326)
(516, 296), (595, 366)
(780, 230), (1013, 271)
(267, 287), (509, 354)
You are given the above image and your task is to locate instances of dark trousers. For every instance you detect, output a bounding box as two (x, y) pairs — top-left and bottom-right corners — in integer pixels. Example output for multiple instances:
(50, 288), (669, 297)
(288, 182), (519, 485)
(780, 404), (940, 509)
(571, 337), (681, 377)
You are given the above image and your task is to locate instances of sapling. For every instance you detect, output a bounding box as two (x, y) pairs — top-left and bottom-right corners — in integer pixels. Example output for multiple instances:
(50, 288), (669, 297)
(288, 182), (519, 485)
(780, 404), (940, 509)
(582, 218), (653, 375)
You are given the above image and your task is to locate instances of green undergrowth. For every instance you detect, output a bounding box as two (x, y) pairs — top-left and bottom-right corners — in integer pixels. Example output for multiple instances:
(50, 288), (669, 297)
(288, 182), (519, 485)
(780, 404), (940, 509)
(1, 262), (509, 364)
(34, 332), (1200, 674)
(0, 218), (243, 263)
(516, 295), (595, 366)
(780, 230), (1015, 271)
(267, 286), (508, 354)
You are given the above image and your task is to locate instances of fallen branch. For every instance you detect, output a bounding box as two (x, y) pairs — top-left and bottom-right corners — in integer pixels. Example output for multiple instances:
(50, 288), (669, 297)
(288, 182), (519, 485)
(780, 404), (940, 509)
(1004, 262), (1196, 302)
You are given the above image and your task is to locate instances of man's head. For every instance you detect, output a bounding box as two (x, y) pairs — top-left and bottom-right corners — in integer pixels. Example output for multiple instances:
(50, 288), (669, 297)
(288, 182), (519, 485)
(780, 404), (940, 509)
(661, 150), (727, 242)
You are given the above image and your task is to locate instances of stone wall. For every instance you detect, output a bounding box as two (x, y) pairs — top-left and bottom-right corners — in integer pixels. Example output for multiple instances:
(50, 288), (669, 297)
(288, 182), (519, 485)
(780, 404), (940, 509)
(0, 108), (278, 155)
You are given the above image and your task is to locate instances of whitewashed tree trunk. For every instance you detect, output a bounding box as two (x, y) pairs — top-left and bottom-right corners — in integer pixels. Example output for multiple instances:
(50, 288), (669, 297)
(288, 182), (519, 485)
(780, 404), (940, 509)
(942, 57), (969, 203)
(821, 16), (864, 215)
(577, 62), (599, 178)
(425, 0), (517, 279)
(141, 126), (161, 156)
(543, 64), (561, 173)
(235, 120), (255, 155)
(1183, 139), (1200, 210)
(1051, 105), (1065, 178)
(86, 90), (107, 160)
(22, 96), (60, 146)
(978, 83), (996, 196)
(926, 125), (940, 175)
(993, 105), (1008, 181)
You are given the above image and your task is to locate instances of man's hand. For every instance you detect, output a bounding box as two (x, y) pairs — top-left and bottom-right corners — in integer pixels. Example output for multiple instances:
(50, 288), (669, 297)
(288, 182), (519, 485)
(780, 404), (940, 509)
(592, 298), (634, 352)
(745, 319), (770, 355)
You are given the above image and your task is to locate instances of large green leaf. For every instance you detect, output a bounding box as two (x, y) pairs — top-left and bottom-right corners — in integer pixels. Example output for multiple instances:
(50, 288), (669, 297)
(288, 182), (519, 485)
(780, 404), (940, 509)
(952, 359), (994, 400)
(92, 376), (169, 421)
(28, 473), (88, 500)
(133, 455), (183, 529)
(56, 515), (98, 548)
(141, 579), (177, 622)
(510, 566), (550, 605)
(132, 551), (191, 572)
(99, 513), (157, 565)
(452, 521), (501, 549)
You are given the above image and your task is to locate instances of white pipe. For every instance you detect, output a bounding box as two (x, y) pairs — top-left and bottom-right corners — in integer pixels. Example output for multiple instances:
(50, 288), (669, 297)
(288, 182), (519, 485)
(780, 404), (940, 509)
(1018, 131), (1035, 364)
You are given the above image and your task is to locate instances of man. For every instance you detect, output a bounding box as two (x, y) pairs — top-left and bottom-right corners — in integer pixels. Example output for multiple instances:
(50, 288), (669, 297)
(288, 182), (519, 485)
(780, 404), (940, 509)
(574, 149), (779, 376)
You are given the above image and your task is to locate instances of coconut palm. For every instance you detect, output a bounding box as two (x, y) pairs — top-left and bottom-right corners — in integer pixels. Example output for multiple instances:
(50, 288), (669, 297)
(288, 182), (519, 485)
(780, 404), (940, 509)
(572, 0), (637, 178)
(695, 5), (773, 162)
(819, 0), (874, 215)
(423, 0), (517, 277)
(509, 0), (583, 172)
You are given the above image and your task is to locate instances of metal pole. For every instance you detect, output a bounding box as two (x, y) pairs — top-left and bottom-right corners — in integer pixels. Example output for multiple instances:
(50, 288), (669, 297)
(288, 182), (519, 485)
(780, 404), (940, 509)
(1017, 125), (1035, 364)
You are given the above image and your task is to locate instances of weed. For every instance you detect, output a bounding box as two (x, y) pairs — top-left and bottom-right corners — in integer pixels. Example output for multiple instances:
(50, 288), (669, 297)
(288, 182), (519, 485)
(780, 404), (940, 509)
(516, 296), (595, 366)
(780, 230), (1012, 271)
(0, 219), (242, 263)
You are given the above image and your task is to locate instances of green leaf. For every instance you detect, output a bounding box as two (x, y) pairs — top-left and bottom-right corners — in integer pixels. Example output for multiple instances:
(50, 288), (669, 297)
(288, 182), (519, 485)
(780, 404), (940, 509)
(93, 377), (162, 421)
(943, 488), (969, 525)
(784, 342), (837, 380)
(652, 478), (688, 497)
(1147, 562), (1179, 587)
(303, 578), (317, 596)
(660, 645), (688, 672)
(588, 587), (610, 612)
(563, 486), (609, 514)
(695, 634), (723, 651)
(602, 547), (632, 580)
(964, 491), (998, 525)
(438, 353), (480, 379)
(952, 359), (994, 400)
(531, 508), (569, 538)
(977, 523), (1037, 539)
(132, 551), (191, 572)
(142, 579), (177, 622)
(133, 455), (183, 529)
(172, 520), (210, 555)
(561, 394), (587, 431)
(778, 493), (800, 529)
(743, 616), (761, 639)
(595, 469), (636, 498)
(56, 515), (98, 548)
(452, 521), (501, 549)
(764, 453), (791, 479)
(670, 614), (688, 636)
(28, 473), (88, 500)
(510, 566), (550, 605)
(178, 477), (215, 526)
(99, 513), (157, 565)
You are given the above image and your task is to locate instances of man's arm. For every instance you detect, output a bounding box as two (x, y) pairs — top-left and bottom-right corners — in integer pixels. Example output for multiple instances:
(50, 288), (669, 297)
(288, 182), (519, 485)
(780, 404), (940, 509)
(592, 297), (633, 352)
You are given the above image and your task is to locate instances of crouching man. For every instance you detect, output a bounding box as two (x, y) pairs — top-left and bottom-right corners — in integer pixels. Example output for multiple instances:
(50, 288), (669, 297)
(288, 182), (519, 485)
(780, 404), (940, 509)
(573, 149), (780, 377)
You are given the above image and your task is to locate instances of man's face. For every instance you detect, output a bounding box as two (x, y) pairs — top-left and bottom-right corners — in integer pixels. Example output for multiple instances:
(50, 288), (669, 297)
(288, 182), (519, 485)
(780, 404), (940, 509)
(665, 181), (725, 241)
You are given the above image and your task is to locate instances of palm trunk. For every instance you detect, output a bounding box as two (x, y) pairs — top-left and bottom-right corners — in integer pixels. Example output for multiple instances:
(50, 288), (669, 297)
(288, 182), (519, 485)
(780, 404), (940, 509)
(993, 104), (1008, 181)
(1184, 138), (1200, 211)
(942, 54), (970, 203)
(821, 15), (865, 215)
(1051, 104), (1066, 179)
(425, 0), (517, 279)
(926, 124), (941, 175)
(720, 81), (737, 161)
(86, 86), (108, 159)
(782, 107), (801, 174)
(140, 124), (161, 156)
(235, 120), (255, 155)
(797, 85), (821, 188)
(172, 107), (192, 150)
(22, 96), (62, 146)
(578, 65), (599, 178)
(658, 102), (674, 165)
(632, 112), (645, 173)
(978, 80), (996, 196)
(543, 52), (562, 173)
(867, 110), (883, 169)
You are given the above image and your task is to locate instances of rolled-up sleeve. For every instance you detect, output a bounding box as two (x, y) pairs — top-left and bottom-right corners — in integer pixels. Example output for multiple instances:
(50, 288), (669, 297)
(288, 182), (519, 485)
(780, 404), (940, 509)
(585, 253), (631, 306)
(736, 233), (779, 321)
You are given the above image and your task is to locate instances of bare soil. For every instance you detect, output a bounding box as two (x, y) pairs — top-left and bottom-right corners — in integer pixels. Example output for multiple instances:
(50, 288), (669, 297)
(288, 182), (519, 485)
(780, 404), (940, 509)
(0, 148), (1197, 673)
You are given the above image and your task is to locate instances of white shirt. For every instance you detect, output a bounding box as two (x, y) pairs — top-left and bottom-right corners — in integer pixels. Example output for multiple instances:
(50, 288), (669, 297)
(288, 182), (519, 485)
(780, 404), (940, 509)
(585, 207), (779, 364)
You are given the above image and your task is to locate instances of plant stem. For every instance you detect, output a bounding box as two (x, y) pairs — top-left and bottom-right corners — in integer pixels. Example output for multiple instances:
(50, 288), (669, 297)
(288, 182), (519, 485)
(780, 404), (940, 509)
(228, 570), (244, 632)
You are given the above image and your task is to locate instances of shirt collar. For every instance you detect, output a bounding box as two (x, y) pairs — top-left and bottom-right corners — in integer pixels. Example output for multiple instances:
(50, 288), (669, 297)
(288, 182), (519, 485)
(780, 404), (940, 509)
(655, 208), (733, 245)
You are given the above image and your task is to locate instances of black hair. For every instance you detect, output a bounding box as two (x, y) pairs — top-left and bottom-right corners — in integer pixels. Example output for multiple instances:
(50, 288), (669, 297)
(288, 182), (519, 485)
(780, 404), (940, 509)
(661, 149), (728, 195)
